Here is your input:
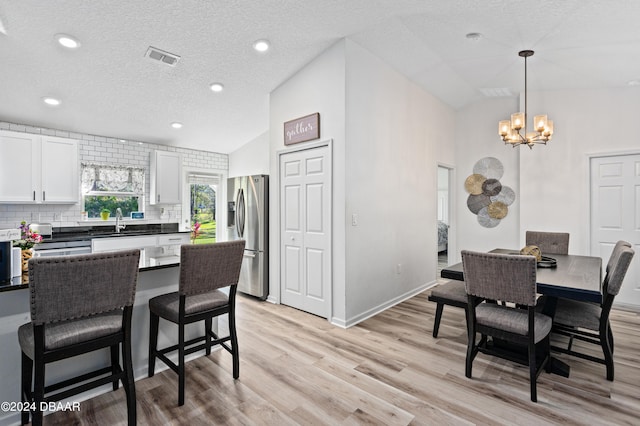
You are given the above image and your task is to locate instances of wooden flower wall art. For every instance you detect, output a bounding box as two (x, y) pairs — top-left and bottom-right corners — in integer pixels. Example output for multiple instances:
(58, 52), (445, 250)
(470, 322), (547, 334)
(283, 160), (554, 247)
(464, 157), (515, 228)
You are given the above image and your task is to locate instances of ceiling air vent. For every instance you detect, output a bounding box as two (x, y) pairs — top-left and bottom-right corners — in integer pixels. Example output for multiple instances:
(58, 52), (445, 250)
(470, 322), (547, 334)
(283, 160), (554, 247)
(145, 46), (180, 66)
(479, 88), (513, 97)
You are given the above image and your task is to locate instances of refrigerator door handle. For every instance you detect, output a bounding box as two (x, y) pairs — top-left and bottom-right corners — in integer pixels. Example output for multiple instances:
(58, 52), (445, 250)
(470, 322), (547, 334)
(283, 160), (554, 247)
(243, 251), (256, 258)
(236, 188), (245, 237)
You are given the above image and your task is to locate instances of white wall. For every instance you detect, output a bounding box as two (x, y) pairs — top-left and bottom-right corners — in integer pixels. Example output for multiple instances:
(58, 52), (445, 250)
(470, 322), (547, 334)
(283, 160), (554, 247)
(519, 88), (640, 255)
(228, 130), (270, 177)
(269, 40), (348, 322)
(454, 97), (520, 261)
(343, 40), (456, 323)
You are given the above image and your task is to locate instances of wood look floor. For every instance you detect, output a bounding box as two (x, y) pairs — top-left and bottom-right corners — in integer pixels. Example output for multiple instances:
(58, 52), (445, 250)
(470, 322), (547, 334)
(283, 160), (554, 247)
(44, 288), (640, 425)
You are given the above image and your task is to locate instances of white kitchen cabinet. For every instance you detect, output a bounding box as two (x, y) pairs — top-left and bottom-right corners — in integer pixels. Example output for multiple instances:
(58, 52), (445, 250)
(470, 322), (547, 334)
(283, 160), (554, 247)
(41, 135), (79, 203)
(150, 150), (182, 205)
(0, 130), (79, 204)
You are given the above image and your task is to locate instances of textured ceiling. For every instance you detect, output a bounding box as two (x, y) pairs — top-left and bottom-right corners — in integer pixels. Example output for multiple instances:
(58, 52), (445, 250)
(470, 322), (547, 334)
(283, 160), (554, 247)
(0, 0), (638, 153)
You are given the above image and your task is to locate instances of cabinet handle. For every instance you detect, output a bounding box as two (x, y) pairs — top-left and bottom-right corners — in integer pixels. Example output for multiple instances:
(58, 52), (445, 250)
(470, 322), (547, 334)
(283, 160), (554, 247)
(157, 194), (160, 203)
(33, 191), (36, 201)
(167, 238), (182, 241)
(42, 191), (45, 201)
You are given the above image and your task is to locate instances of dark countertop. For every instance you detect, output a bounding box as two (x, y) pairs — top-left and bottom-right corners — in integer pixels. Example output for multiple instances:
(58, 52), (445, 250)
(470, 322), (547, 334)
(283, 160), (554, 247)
(40, 223), (186, 244)
(2, 223), (190, 292)
(1, 254), (182, 292)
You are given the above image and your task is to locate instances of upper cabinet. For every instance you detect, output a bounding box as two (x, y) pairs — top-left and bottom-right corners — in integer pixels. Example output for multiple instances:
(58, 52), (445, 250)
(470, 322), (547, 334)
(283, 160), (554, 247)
(150, 150), (181, 204)
(0, 130), (79, 204)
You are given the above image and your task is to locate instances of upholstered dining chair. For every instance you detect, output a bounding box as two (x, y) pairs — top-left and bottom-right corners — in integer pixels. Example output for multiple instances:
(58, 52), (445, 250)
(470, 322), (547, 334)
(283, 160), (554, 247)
(462, 250), (552, 402)
(550, 243), (634, 381)
(18, 250), (140, 426)
(148, 240), (245, 406)
(525, 231), (570, 255)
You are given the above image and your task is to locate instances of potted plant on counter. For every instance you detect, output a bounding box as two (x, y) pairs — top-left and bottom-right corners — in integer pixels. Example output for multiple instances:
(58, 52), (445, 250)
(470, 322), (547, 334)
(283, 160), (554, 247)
(13, 221), (43, 272)
(100, 208), (111, 221)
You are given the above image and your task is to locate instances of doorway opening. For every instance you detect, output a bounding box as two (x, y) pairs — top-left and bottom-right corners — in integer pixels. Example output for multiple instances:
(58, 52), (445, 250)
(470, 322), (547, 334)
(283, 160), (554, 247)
(187, 173), (219, 244)
(437, 166), (452, 277)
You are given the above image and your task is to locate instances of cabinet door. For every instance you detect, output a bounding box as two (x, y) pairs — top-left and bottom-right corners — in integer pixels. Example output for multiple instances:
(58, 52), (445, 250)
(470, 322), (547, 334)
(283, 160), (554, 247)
(0, 131), (41, 203)
(150, 151), (181, 204)
(41, 136), (79, 203)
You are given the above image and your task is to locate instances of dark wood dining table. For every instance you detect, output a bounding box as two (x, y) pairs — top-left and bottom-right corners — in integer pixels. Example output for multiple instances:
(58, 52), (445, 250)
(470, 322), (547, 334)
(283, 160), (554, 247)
(440, 248), (603, 376)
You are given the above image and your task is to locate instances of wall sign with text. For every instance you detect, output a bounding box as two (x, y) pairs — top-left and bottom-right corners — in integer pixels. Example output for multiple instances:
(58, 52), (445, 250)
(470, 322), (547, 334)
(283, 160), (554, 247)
(284, 113), (320, 145)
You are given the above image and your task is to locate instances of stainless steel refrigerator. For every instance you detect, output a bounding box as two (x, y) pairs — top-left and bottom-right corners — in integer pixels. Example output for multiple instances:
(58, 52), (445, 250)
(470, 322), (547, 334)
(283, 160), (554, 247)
(227, 175), (269, 299)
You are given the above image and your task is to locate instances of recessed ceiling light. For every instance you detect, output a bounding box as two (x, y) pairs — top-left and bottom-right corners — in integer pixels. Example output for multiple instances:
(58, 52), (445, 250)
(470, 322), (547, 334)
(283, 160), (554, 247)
(209, 83), (224, 92)
(628, 79), (640, 86)
(253, 39), (270, 52)
(171, 122), (183, 129)
(465, 32), (482, 41)
(55, 33), (81, 49)
(42, 97), (61, 106)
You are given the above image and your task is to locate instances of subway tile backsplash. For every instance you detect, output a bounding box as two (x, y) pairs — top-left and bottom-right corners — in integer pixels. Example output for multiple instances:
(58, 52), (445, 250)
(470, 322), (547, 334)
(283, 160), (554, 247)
(0, 121), (228, 229)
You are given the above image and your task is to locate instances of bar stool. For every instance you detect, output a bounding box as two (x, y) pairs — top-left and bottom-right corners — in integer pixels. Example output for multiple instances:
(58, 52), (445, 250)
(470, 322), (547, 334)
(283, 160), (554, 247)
(18, 249), (140, 426)
(148, 240), (245, 406)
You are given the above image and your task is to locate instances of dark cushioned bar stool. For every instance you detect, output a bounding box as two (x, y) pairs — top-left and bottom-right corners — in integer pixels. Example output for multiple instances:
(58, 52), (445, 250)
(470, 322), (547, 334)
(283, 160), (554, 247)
(525, 230), (570, 255)
(148, 240), (245, 406)
(18, 249), (140, 426)
(428, 280), (468, 338)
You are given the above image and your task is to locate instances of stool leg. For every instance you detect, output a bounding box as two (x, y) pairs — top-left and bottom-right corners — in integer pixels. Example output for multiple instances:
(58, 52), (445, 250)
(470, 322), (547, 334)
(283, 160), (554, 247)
(110, 344), (119, 391)
(178, 321), (185, 406)
(122, 337), (137, 425)
(205, 317), (212, 356)
(21, 351), (33, 425)
(229, 311), (239, 379)
(32, 357), (45, 426)
(148, 312), (159, 377)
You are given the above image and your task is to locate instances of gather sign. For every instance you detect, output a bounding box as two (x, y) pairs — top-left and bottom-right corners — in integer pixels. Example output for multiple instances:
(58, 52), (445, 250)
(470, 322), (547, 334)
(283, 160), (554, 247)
(284, 113), (320, 145)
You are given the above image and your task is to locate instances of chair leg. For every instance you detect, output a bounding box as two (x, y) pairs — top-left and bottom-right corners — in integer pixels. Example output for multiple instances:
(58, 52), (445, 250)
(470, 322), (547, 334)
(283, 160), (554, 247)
(607, 323), (615, 355)
(528, 341), (537, 403)
(110, 344), (120, 391)
(465, 329), (475, 378)
(148, 312), (159, 377)
(601, 326), (615, 381)
(178, 322), (185, 406)
(229, 311), (240, 379)
(122, 339), (137, 425)
(432, 303), (444, 338)
(205, 317), (213, 355)
(21, 351), (33, 425)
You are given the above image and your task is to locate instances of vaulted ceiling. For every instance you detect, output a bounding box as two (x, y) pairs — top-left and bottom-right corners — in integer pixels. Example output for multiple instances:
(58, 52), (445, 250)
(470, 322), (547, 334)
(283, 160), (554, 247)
(1, 1), (638, 153)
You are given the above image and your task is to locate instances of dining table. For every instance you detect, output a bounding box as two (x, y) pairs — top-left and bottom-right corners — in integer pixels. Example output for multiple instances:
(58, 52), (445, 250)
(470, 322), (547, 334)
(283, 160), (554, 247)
(440, 248), (603, 377)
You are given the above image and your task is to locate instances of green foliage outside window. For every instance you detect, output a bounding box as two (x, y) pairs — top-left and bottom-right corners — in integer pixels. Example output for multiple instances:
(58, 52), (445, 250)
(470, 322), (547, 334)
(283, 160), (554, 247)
(85, 196), (139, 218)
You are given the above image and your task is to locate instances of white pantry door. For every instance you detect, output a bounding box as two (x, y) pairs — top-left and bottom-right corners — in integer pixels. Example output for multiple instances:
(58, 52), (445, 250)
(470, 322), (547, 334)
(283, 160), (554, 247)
(590, 154), (640, 307)
(280, 145), (331, 318)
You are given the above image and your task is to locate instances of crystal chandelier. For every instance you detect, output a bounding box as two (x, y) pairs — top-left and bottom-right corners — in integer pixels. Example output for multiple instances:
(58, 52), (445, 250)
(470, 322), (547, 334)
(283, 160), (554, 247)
(499, 50), (554, 148)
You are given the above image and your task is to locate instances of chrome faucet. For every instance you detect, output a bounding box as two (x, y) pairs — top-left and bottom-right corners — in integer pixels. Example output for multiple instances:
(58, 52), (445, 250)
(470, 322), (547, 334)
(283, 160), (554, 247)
(115, 208), (126, 233)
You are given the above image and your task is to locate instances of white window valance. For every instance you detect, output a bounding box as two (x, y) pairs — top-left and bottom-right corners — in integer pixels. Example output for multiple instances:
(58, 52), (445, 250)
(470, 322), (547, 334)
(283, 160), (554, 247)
(81, 163), (145, 194)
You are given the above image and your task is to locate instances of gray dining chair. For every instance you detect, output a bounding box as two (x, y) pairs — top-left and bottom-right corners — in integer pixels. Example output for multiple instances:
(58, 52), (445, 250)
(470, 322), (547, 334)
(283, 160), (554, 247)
(462, 250), (552, 402)
(18, 250), (140, 426)
(148, 240), (245, 406)
(525, 231), (570, 255)
(550, 243), (634, 380)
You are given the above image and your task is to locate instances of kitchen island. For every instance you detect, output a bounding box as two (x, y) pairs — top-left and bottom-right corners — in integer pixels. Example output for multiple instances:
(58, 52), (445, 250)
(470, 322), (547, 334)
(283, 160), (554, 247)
(0, 228), (212, 426)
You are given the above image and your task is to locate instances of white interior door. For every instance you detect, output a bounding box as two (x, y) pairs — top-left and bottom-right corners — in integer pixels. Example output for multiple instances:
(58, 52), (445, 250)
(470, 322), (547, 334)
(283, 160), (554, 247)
(590, 154), (640, 307)
(280, 145), (331, 318)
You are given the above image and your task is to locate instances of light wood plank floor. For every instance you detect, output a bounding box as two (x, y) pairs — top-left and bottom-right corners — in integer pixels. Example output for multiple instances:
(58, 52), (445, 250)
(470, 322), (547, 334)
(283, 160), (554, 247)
(44, 291), (640, 425)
